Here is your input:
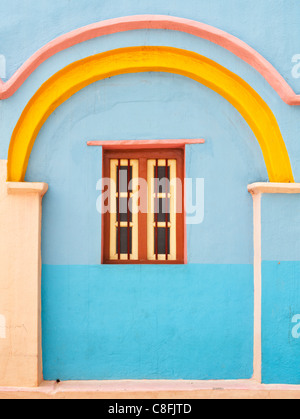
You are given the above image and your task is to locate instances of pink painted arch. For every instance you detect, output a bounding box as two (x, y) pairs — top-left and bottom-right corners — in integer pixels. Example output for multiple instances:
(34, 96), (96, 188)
(0, 15), (299, 104)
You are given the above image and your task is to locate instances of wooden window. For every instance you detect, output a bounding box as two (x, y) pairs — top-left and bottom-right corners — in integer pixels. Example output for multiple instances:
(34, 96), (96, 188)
(102, 149), (185, 264)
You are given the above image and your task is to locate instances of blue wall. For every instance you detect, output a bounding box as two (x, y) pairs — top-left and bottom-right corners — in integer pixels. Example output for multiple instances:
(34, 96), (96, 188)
(25, 72), (258, 380)
(1, 1), (300, 382)
(42, 265), (253, 380)
(262, 195), (300, 384)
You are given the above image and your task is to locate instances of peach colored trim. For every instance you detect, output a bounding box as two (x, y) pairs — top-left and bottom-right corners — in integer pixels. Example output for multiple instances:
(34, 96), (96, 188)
(87, 139), (205, 149)
(183, 147), (188, 264)
(250, 191), (262, 383)
(248, 182), (300, 194)
(0, 15), (299, 105)
(1, 380), (300, 399)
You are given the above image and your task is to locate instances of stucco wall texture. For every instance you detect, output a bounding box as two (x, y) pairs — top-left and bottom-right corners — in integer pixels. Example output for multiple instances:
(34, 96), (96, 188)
(0, 1), (300, 385)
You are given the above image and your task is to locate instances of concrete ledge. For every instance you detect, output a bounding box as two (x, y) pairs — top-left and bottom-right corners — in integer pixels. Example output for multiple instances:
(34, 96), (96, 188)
(248, 182), (300, 195)
(6, 182), (48, 196)
(1, 381), (300, 399)
(87, 139), (205, 149)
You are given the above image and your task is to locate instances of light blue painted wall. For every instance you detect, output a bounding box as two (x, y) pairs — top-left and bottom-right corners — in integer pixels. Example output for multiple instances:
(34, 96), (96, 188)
(1, 1), (300, 382)
(0, 0), (299, 92)
(262, 194), (300, 262)
(262, 261), (300, 384)
(42, 264), (253, 381)
(261, 195), (300, 384)
(0, 2), (300, 179)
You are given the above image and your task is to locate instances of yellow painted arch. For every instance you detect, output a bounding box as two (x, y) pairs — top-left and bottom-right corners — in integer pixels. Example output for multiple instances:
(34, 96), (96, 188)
(7, 46), (294, 182)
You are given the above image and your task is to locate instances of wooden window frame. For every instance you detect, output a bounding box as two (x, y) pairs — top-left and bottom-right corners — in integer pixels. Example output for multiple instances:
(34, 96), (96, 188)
(102, 148), (185, 265)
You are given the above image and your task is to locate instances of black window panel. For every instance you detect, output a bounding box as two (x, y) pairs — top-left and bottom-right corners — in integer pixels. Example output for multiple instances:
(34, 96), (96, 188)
(116, 227), (132, 255)
(155, 227), (170, 255)
(117, 166), (133, 193)
(154, 166), (170, 193)
(155, 198), (170, 223)
(117, 198), (133, 223)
